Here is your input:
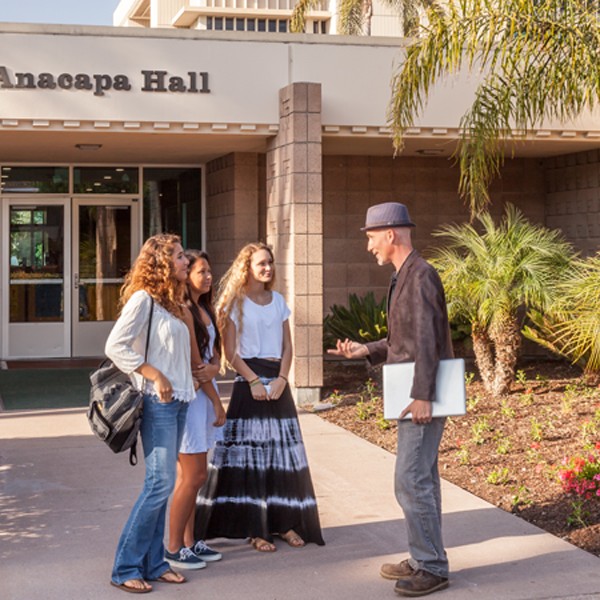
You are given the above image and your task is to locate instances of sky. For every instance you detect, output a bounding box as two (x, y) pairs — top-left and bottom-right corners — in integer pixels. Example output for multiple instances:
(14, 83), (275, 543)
(0, 1), (121, 26)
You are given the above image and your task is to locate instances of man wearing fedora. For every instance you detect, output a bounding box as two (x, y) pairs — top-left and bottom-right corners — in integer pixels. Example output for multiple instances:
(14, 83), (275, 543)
(329, 202), (453, 597)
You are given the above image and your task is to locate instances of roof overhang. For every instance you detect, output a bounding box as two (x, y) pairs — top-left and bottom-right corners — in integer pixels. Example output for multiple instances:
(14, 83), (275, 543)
(0, 123), (596, 164)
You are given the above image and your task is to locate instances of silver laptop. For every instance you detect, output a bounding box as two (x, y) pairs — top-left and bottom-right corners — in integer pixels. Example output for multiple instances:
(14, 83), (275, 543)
(383, 358), (467, 420)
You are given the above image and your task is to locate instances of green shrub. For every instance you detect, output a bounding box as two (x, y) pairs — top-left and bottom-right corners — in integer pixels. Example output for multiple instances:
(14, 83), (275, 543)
(323, 292), (387, 349)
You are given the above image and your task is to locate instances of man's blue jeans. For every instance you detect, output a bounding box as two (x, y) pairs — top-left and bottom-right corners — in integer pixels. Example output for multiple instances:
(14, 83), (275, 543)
(395, 417), (448, 578)
(111, 395), (188, 584)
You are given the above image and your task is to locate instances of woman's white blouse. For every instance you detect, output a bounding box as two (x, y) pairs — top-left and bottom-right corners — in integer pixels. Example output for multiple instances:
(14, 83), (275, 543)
(230, 291), (291, 359)
(105, 290), (195, 402)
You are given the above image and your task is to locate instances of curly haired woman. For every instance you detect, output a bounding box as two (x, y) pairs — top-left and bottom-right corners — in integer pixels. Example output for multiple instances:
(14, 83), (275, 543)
(194, 242), (324, 552)
(105, 234), (196, 593)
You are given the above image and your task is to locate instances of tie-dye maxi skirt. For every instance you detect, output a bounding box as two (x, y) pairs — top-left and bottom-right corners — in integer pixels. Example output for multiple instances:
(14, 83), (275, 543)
(194, 357), (325, 545)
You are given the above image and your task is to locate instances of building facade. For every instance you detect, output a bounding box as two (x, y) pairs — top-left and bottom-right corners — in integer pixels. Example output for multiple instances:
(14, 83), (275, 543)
(0, 22), (598, 403)
(113, 0), (404, 37)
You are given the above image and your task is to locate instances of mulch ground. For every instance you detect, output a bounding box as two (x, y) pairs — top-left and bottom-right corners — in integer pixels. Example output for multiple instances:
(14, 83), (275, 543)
(316, 358), (600, 558)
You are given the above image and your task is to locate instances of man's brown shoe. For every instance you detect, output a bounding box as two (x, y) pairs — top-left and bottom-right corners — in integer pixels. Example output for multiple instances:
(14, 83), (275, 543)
(394, 570), (449, 597)
(380, 559), (416, 580)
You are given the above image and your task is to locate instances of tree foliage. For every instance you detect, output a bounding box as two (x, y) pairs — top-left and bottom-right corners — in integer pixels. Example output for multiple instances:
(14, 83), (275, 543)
(430, 204), (575, 395)
(523, 254), (600, 378)
(390, 0), (600, 216)
(290, 0), (440, 36)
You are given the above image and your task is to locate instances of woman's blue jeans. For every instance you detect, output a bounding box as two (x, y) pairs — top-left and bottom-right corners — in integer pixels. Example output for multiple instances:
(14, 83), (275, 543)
(395, 417), (449, 578)
(111, 395), (188, 584)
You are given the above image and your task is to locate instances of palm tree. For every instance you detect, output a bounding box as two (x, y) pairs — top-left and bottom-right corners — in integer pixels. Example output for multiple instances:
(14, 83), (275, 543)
(390, 0), (600, 217)
(429, 204), (575, 396)
(290, 0), (440, 36)
(523, 254), (600, 382)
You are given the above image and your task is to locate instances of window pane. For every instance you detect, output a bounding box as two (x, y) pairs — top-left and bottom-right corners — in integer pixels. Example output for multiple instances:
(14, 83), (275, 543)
(78, 205), (132, 321)
(247, 18), (255, 31)
(279, 20), (287, 32)
(258, 18), (266, 31)
(268, 19), (276, 32)
(1, 166), (68, 194)
(225, 17), (234, 30)
(9, 205), (64, 322)
(73, 167), (138, 194)
(236, 18), (245, 31)
(143, 168), (202, 249)
(78, 283), (122, 321)
(10, 283), (64, 322)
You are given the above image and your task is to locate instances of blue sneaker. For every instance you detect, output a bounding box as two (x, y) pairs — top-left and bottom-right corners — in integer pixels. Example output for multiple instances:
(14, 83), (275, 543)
(191, 540), (222, 562)
(165, 546), (207, 570)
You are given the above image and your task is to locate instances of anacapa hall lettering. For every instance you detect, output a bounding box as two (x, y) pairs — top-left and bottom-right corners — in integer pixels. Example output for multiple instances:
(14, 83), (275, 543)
(0, 66), (210, 96)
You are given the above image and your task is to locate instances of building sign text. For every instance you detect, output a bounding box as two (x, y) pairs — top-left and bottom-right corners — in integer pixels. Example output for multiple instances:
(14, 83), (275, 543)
(0, 67), (211, 97)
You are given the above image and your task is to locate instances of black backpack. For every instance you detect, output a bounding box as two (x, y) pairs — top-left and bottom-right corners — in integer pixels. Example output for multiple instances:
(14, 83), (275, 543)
(87, 298), (154, 466)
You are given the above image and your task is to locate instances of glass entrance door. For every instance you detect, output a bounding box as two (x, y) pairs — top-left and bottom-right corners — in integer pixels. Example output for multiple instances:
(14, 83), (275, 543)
(3, 198), (71, 358)
(72, 198), (139, 356)
(2, 197), (139, 358)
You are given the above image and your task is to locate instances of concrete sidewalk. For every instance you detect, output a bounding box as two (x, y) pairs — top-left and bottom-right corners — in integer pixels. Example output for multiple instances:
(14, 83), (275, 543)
(1, 405), (599, 600)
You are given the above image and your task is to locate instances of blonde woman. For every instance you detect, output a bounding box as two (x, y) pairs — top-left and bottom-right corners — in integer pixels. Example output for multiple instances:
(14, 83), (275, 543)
(105, 234), (195, 593)
(194, 242), (324, 552)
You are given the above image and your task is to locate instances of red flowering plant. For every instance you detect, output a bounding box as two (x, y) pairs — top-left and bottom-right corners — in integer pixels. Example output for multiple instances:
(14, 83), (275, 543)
(557, 443), (600, 499)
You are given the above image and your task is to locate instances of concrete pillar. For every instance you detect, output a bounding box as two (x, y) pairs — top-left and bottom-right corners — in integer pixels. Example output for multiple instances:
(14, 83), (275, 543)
(266, 82), (323, 406)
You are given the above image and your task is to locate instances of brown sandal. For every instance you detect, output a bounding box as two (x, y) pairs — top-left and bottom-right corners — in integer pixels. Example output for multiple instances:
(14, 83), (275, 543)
(250, 537), (277, 552)
(280, 529), (305, 548)
(110, 579), (153, 594)
(155, 568), (187, 584)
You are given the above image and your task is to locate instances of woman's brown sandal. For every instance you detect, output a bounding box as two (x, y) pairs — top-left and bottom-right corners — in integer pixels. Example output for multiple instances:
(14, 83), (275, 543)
(250, 537), (277, 552)
(110, 579), (153, 594)
(280, 529), (305, 548)
(155, 568), (187, 584)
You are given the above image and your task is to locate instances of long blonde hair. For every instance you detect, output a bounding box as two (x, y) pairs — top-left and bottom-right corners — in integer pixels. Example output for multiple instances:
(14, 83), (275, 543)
(216, 242), (275, 346)
(120, 233), (186, 318)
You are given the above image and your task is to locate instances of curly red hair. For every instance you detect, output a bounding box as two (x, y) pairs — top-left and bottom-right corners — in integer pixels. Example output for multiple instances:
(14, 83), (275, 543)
(120, 233), (186, 318)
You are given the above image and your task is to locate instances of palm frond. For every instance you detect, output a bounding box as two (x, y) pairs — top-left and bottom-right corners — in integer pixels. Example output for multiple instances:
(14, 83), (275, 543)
(525, 255), (600, 373)
(290, 0), (324, 33)
(430, 204), (575, 328)
(389, 0), (600, 216)
(338, 0), (367, 35)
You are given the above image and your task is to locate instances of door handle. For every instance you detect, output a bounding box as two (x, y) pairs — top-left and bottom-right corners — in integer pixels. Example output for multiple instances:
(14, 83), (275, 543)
(74, 273), (79, 289)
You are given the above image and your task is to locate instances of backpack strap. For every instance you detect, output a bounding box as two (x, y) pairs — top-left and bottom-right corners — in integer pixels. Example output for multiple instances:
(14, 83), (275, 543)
(143, 296), (155, 364)
(129, 296), (155, 467)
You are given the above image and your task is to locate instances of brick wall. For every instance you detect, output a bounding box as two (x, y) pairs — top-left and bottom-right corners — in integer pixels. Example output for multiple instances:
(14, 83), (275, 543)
(544, 149), (600, 256)
(323, 155), (547, 313)
(205, 152), (261, 281)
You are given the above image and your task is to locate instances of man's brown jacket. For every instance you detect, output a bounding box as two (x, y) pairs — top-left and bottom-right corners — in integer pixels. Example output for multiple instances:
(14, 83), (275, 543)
(365, 249), (453, 402)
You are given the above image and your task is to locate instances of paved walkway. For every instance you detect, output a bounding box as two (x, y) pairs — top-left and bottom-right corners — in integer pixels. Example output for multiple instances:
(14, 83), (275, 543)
(1, 401), (599, 600)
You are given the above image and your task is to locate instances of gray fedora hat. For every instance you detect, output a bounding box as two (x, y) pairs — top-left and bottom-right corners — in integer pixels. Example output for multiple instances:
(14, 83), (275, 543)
(361, 202), (415, 231)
